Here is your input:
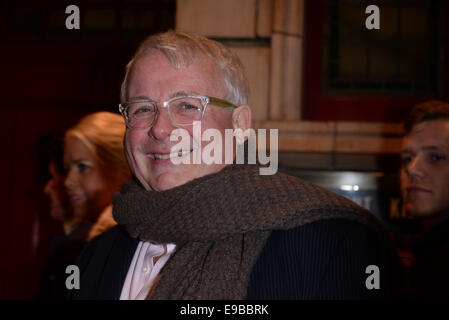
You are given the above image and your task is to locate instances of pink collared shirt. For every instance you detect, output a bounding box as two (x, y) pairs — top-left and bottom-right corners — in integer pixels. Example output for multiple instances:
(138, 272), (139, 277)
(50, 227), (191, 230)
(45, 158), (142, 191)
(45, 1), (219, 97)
(120, 241), (176, 300)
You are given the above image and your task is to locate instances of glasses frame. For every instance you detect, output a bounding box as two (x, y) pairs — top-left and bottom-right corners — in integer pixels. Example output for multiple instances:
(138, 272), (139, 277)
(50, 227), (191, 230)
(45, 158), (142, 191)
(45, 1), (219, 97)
(119, 95), (237, 128)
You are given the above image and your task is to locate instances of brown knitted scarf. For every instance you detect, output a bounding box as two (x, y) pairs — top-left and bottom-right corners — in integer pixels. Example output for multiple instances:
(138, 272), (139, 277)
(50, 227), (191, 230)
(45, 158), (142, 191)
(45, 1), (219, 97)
(113, 164), (384, 299)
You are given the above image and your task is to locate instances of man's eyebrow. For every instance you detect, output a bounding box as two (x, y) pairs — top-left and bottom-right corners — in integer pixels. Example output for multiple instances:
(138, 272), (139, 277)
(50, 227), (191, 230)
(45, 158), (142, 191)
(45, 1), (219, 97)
(128, 95), (152, 102)
(401, 146), (448, 154)
(128, 91), (201, 102)
(400, 148), (413, 154)
(169, 90), (200, 99)
(422, 145), (448, 152)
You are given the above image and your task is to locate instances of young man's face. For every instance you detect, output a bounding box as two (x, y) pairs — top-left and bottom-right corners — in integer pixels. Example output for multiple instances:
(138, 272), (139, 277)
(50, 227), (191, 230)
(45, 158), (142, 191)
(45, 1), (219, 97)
(124, 50), (243, 191)
(400, 120), (449, 218)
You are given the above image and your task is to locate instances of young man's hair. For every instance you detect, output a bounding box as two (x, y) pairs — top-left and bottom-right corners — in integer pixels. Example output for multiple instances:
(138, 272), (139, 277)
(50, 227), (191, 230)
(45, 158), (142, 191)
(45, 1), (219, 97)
(404, 100), (449, 135)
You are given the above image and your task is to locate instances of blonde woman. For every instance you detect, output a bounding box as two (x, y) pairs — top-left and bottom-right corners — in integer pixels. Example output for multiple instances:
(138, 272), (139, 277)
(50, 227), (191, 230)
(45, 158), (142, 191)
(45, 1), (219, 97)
(39, 112), (130, 299)
(63, 111), (131, 241)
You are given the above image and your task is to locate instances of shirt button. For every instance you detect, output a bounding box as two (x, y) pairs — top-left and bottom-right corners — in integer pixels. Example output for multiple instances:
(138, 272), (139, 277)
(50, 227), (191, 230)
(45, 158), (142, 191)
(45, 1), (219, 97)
(142, 266), (149, 273)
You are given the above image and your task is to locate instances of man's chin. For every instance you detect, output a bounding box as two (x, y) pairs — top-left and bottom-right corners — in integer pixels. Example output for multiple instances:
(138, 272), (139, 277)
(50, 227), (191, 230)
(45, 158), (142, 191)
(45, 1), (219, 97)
(407, 204), (436, 218)
(148, 172), (192, 192)
(140, 163), (228, 191)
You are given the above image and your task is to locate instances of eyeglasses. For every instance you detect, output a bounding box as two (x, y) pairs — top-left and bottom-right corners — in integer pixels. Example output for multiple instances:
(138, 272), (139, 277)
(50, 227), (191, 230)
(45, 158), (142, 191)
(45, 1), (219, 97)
(119, 95), (237, 129)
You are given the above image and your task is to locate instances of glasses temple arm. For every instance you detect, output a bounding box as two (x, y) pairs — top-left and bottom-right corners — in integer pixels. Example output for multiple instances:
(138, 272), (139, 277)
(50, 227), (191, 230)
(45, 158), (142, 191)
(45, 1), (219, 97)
(208, 97), (237, 109)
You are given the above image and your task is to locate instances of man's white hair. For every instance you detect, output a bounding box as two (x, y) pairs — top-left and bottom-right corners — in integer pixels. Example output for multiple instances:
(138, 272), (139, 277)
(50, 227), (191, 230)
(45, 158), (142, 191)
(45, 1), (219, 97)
(120, 30), (250, 106)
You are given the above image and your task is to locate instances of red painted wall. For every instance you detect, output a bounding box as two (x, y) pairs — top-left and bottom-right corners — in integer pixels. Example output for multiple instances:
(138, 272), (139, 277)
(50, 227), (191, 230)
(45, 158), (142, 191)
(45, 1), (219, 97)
(0, 42), (136, 299)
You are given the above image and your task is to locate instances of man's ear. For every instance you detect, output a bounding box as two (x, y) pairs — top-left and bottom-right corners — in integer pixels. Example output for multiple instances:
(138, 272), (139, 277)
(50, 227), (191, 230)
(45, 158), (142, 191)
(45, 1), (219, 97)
(232, 104), (252, 132)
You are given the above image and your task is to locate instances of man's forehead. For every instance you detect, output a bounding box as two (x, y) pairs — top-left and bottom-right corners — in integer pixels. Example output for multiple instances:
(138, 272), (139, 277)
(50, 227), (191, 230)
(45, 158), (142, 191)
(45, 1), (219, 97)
(410, 120), (449, 137)
(135, 49), (216, 72)
(402, 120), (449, 151)
(129, 51), (223, 98)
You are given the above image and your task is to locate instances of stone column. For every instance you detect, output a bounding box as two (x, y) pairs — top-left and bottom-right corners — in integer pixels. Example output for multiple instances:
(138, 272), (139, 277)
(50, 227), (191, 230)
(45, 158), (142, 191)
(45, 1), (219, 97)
(176, 0), (271, 122)
(270, 0), (304, 120)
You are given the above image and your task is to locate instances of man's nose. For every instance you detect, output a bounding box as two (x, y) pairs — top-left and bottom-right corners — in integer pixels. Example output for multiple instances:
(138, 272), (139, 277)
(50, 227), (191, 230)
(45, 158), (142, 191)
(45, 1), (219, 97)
(148, 108), (176, 141)
(407, 156), (424, 179)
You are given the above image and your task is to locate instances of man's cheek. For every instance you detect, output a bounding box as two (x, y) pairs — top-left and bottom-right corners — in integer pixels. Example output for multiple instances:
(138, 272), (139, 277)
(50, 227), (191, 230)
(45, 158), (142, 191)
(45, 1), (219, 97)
(125, 135), (139, 165)
(125, 129), (141, 149)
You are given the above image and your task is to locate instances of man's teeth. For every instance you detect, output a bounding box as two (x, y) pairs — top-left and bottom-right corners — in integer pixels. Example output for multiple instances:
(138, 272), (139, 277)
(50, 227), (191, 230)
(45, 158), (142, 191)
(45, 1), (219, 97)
(154, 150), (191, 160)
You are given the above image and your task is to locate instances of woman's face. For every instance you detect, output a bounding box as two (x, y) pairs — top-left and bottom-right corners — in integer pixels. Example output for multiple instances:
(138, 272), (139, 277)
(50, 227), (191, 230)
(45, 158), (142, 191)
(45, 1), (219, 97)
(64, 137), (113, 220)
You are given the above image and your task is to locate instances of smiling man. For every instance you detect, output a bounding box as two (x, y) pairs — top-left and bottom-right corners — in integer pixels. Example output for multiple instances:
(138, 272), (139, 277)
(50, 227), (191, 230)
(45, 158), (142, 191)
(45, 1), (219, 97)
(400, 100), (449, 299)
(70, 31), (405, 300)
(121, 48), (244, 191)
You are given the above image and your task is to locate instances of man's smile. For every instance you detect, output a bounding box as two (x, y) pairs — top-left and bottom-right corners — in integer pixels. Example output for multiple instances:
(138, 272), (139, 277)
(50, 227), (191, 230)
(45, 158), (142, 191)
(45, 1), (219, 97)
(154, 150), (192, 160)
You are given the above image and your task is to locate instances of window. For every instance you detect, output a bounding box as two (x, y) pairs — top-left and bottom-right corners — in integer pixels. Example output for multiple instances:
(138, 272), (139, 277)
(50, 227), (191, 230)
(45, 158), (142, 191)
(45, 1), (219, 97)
(304, 0), (448, 121)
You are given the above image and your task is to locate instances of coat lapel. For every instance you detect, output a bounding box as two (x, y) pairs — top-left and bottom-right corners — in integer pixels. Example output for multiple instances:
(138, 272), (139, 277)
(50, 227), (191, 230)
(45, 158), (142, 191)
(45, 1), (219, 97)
(95, 227), (139, 299)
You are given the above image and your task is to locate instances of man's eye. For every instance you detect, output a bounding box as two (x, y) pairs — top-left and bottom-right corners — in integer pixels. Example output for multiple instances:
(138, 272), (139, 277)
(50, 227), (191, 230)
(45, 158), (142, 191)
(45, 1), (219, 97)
(401, 155), (412, 166)
(181, 104), (200, 111)
(133, 106), (154, 115)
(429, 153), (446, 163)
